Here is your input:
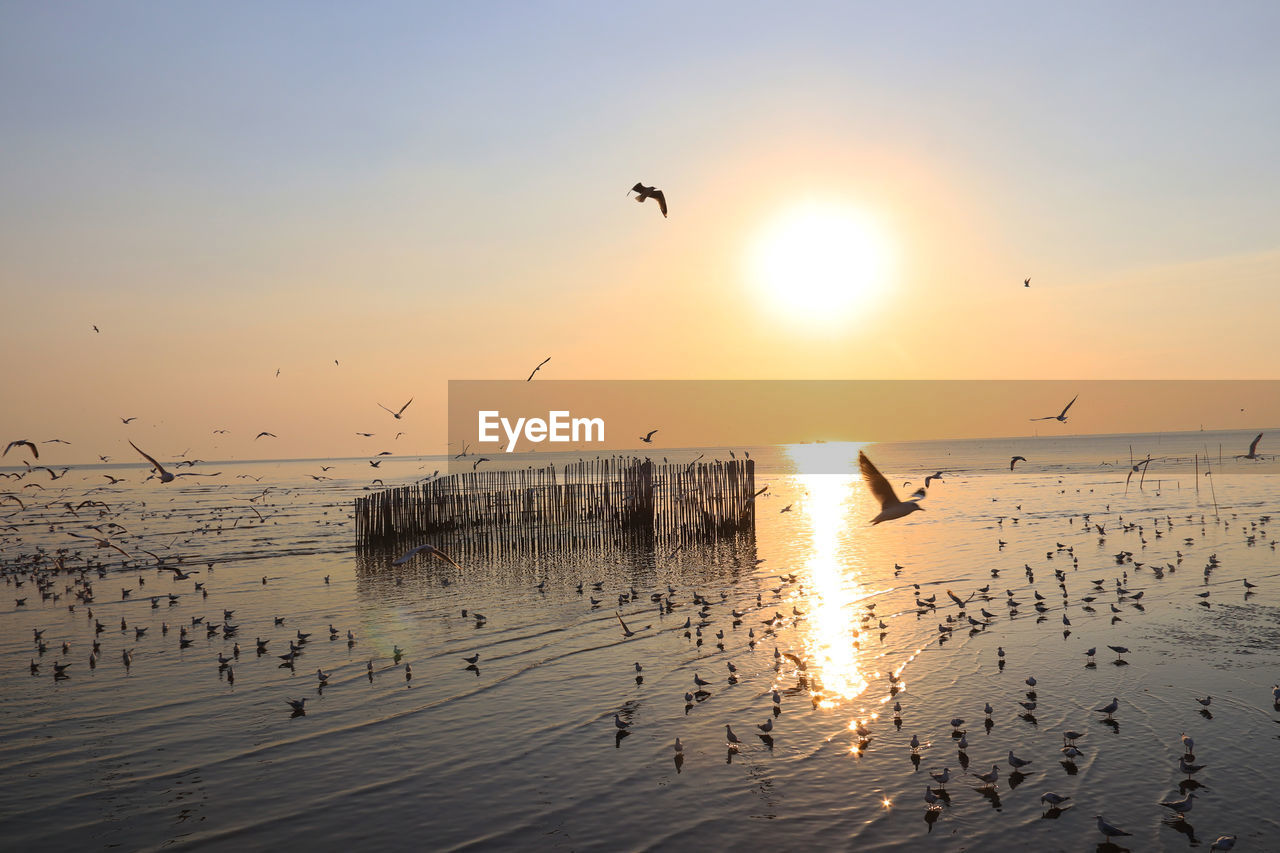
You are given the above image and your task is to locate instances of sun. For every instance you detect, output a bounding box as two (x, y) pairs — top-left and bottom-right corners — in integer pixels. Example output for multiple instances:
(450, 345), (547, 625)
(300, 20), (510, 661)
(749, 201), (892, 329)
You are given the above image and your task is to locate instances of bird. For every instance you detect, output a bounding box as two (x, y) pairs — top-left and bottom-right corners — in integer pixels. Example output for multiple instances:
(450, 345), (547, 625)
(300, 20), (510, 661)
(1097, 815), (1131, 841)
(972, 764), (999, 786)
(1158, 792), (1195, 816)
(1010, 456), (1026, 470)
(1094, 697), (1119, 718)
(640, 429), (659, 443)
(1238, 433), (1264, 460)
(615, 611), (635, 638)
(929, 767), (951, 788)
(1024, 277), (1031, 287)
(1195, 695), (1212, 708)
(1008, 750), (1032, 770)
(1040, 792), (1070, 807)
(378, 398), (413, 419)
(725, 724), (741, 745)
(286, 697), (307, 713)
(463, 653), (480, 665)
(526, 357), (551, 381)
(858, 452), (926, 524)
(120, 417), (137, 424)
(391, 543), (461, 569)
(613, 714), (631, 730)
(255, 432), (277, 440)
(3, 440), (38, 460)
(1030, 394), (1079, 422)
(628, 182), (667, 217)
(924, 471), (945, 488)
(1209, 835), (1237, 852)
(128, 441), (174, 483)
(673, 738), (684, 754)
(1107, 644), (1129, 661)
(758, 718), (773, 733)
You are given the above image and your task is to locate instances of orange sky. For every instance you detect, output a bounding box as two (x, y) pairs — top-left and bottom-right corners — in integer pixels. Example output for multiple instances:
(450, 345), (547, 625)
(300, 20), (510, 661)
(4, 6), (1280, 463)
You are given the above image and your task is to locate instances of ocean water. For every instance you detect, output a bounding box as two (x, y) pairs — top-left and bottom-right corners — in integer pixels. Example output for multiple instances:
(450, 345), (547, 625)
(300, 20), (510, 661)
(1, 429), (1278, 852)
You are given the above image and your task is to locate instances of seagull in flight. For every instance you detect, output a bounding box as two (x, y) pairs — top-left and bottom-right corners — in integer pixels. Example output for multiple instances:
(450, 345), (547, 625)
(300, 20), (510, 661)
(615, 611), (635, 638)
(129, 441), (175, 483)
(255, 432), (277, 440)
(378, 398), (413, 419)
(526, 357), (550, 381)
(1024, 277), (1031, 288)
(859, 452), (926, 524)
(391, 543), (461, 569)
(628, 182), (667, 217)
(1238, 432), (1264, 460)
(3, 440), (38, 460)
(1031, 395), (1078, 422)
(640, 429), (659, 444)
(120, 417), (137, 424)
(1010, 456), (1026, 470)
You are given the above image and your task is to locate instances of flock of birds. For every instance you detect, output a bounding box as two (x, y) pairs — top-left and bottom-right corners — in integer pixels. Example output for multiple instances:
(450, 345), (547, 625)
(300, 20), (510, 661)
(3, 383), (1277, 849)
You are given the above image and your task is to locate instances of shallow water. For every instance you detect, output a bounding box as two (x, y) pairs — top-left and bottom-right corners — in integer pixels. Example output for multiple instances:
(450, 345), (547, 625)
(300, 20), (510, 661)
(2, 432), (1278, 851)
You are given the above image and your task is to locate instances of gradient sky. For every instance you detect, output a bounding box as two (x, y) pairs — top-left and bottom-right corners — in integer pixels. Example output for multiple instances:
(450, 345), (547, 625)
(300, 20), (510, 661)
(3, 3), (1279, 462)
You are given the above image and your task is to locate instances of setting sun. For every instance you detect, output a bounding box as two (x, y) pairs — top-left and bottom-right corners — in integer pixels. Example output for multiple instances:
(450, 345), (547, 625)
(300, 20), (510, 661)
(750, 201), (892, 329)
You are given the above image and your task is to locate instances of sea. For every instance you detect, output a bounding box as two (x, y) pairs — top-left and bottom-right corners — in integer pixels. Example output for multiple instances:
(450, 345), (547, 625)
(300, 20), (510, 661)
(1, 428), (1277, 852)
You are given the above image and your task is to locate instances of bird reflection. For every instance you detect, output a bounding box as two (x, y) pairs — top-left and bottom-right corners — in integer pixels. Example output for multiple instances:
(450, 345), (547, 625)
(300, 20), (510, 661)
(1162, 815), (1198, 843)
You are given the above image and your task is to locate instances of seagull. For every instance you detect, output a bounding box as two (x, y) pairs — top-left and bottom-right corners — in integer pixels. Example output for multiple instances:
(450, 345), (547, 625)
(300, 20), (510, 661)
(972, 764), (999, 786)
(1107, 645), (1129, 661)
(929, 767), (951, 788)
(1094, 697), (1119, 718)
(924, 471), (945, 488)
(1024, 277), (1031, 287)
(286, 697), (307, 712)
(1008, 750), (1032, 770)
(1030, 394), (1079, 422)
(640, 429), (659, 443)
(673, 737), (684, 754)
(120, 417), (137, 424)
(463, 653), (480, 665)
(615, 611), (636, 638)
(3, 440), (39, 460)
(391, 543), (461, 569)
(758, 718), (773, 733)
(129, 441), (174, 483)
(725, 724), (741, 745)
(859, 452), (926, 524)
(1209, 835), (1237, 851)
(1010, 456), (1026, 470)
(1195, 695), (1212, 708)
(1040, 792), (1070, 807)
(378, 398), (413, 419)
(628, 182), (667, 217)
(255, 432), (277, 440)
(1096, 815), (1131, 841)
(526, 357), (551, 382)
(1238, 433), (1264, 460)
(613, 714), (631, 730)
(1158, 792), (1195, 816)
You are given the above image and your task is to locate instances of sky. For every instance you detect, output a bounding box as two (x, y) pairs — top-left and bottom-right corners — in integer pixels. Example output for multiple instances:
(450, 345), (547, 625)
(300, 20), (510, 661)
(3, 2), (1279, 463)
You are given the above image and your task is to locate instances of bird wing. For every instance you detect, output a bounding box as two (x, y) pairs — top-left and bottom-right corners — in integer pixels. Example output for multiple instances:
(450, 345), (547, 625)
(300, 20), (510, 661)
(858, 452), (901, 510)
(4, 440), (38, 459)
(646, 429), (658, 440)
(378, 403), (395, 414)
(1249, 433), (1262, 455)
(1059, 394), (1079, 417)
(630, 182), (645, 195)
(654, 190), (667, 217)
(128, 441), (168, 477)
(398, 398), (414, 415)
(616, 611), (631, 634)
(526, 357), (550, 381)
(431, 546), (461, 570)
(391, 544), (428, 565)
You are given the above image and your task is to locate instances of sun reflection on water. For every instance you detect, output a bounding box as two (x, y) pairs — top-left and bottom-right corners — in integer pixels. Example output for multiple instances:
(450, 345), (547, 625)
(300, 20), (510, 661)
(782, 443), (870, 706)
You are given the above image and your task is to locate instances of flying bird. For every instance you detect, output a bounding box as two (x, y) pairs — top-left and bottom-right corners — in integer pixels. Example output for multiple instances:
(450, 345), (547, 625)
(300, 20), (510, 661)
(1030, 394), (1078, 422)
(640, 429), (659, 444)
(391, 543), (461, 569)
(120, 417), (137, 424)
(628, 182), (667, 217)
(1238, 432), (1264, 460)
(255, 432), (277, 440)
(3, 440), (38, 460)
(378, 398), (413, 419)
(1024, 277), (1031, 287)
(129, 441), (174, 483)
(859, 452), (926, 524)
(1010, 456), (1026, 470)
(526, 357), (551, 381)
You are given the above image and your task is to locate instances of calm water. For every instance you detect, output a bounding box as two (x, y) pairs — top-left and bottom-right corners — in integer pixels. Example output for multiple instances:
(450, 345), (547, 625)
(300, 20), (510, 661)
(2, 430), (1278, 852)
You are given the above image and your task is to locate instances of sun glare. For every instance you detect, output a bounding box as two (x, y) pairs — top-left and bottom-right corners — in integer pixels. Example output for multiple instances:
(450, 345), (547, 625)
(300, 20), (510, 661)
(750, 202), (891, 328)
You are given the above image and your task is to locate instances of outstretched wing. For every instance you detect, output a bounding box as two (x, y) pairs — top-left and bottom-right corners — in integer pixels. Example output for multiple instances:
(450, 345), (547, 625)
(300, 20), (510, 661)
(858, 452), (901, 510)
(128, 440), (166, 476)
(1249, 433), (1263, 455)
(629, 182), (645, 195)
(653, 190), (667, 217)
(1059, 394), (1079, 418)
(398, 398), (414, 415)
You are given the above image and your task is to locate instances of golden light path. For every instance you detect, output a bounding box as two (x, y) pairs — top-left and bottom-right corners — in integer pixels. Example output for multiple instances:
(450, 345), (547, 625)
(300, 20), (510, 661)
(781, 443), (928, 757)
